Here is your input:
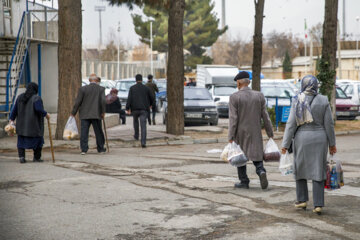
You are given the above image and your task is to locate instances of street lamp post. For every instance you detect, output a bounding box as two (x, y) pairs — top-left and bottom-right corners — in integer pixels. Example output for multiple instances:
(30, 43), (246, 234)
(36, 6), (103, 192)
(117, 21), (120, 79)
(150, 21), (153, 75)
(356, 16), (360, 80)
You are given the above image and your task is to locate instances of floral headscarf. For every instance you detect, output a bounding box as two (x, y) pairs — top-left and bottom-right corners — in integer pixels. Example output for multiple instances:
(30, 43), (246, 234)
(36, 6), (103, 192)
(293, 75), (319, 126)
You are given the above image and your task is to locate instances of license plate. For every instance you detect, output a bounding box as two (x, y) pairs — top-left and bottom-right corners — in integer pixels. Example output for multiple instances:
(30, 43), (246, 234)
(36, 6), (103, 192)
(337, 111), (351, 116)
(186, 113), (202, 118)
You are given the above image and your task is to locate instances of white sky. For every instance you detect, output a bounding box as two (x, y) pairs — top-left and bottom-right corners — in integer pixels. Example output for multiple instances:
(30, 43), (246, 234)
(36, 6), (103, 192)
(81, 0), (360, 47)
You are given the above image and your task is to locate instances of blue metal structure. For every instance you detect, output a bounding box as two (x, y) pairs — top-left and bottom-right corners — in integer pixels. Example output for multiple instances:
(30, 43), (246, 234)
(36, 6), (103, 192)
(1, 11), (32, 114)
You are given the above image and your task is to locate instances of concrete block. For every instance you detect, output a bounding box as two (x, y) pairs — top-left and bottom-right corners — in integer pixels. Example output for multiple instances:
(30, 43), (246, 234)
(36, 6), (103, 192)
(168, 139), (194, 145)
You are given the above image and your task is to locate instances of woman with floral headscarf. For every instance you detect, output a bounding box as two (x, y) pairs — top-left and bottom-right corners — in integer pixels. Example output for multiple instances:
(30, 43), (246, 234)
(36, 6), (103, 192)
(9, 82), (50, 163)
(281, 75), (336, 215)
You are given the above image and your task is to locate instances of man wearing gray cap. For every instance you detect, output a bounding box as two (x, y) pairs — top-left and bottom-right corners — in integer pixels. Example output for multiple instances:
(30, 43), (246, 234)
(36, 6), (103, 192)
(228, 71), (274, 189)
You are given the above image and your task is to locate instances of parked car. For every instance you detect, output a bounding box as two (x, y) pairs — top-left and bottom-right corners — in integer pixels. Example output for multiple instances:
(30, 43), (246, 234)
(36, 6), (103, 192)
(163, 87), (218, 126)
(342, 81), (360, 108)
(100, 79), (116, 95)
(256, 80), (296, 108)
(208, 85), (237, 117)
(154, 78), (167, 112)
(115, 79), (136, 108)
(335, 86), (360, 120)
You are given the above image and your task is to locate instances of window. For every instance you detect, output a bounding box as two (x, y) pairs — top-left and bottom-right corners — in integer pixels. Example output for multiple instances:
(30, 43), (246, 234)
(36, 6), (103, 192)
(344, 85), (353, 96)
(214, 86), (237, 96)
(184, 88), (212, 100)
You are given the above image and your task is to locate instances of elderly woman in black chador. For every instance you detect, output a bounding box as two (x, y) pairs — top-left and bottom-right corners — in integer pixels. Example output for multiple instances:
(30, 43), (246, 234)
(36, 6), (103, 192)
(9, 82), (50, 163)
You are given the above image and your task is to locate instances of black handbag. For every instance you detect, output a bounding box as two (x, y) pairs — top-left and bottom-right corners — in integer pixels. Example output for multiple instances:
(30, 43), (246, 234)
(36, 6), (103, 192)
(287, 95), (317, 154)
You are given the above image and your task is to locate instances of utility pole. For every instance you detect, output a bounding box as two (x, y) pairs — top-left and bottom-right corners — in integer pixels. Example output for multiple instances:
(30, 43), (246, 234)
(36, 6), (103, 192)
(95, 6), (106, 48)
(117, 21), (120, 79)
(150, 21), (153, 75)
(221, 0), (226, 28)
(342, 0), (346, 39)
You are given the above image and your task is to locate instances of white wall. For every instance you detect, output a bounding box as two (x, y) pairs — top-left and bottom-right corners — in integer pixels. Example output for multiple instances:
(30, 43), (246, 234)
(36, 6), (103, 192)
(30, 42), (58, 113)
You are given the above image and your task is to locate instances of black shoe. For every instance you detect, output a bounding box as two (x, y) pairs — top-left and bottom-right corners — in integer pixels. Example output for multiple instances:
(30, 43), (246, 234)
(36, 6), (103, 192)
(33, 158), (44, 162)
(234, 182), (249, 189)
(98, 148), (107, 154)
(19, 157), (26, 164)
(152, 119), (156, 125)
(134, 136), (139, 140)
(141, 144), (146, 148)
(259, 172), (268, 189)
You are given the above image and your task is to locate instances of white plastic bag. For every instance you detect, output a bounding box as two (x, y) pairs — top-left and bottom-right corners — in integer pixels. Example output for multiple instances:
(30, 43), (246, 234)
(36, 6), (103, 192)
(279, 152), (293, 176)
(263, 138), (281, 162)
(4, 122), (16, 136)
(220, 143), (231, 162)
(63, 116), (79, 140)
(227, 142), (248, 167)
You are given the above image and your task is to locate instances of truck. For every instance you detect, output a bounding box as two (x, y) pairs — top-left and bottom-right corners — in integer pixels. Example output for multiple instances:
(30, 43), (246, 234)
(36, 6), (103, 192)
(196, 65), (239, 117)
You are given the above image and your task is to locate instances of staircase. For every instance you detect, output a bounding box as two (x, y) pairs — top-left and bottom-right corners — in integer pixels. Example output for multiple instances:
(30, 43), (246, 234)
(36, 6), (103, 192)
(0, 12), (30, 117)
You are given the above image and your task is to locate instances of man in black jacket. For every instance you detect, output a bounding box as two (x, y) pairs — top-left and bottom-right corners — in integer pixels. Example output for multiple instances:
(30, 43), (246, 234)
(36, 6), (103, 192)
(126, 74), (154, 148)
(71, 74), (106, 154)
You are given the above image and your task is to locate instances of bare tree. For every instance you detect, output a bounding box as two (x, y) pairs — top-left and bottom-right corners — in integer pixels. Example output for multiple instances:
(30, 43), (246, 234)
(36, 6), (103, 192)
(252, 0), (265, 91)
(55, 0), (82, 139)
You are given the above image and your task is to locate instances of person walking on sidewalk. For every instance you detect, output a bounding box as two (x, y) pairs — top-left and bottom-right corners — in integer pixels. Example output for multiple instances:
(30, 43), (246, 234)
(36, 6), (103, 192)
(9, 82), (50, 163)
(145, 74), (159, 125)
(71, 74), (106, 154)
(126, 74), (154, 148)
(281, 75), (336, 215)
(228, 71), (274, 189)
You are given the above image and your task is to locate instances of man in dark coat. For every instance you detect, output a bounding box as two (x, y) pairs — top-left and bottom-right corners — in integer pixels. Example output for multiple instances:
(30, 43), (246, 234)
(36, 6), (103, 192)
(126, 74), (154, 148)
(71, 74), (106, 154)
(10, 82), (50, 163)
(145, 74), (159, 125)
(228, 71), (274, 190)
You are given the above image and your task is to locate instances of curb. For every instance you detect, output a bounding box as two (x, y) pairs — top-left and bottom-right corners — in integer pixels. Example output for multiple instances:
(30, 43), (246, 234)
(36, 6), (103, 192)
(1, 129), (360, 152)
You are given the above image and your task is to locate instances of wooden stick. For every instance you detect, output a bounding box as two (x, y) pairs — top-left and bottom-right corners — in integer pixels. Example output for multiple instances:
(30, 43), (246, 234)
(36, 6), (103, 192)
(47, 118), (55, 163)
(103, 118), (110, 153)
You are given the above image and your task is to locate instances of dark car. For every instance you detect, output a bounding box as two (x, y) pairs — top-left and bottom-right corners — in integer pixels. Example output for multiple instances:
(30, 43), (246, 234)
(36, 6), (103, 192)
(336, 86), (360, 120)
(163, 87), (218, 125)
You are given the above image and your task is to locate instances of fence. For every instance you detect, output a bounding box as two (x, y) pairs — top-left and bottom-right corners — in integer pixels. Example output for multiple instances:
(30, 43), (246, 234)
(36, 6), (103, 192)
(82, 60), (166, 80)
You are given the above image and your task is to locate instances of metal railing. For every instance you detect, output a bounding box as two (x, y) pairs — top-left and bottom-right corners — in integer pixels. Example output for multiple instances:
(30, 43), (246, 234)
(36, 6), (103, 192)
(5, 11), (30, 112)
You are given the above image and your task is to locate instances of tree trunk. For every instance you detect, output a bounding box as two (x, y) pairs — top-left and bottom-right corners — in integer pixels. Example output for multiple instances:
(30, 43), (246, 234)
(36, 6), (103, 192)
(166, 0), (185, 135)
(321, 0), (338, 120)
(55, 0), (82, 139)
(251, 0), (265, 91)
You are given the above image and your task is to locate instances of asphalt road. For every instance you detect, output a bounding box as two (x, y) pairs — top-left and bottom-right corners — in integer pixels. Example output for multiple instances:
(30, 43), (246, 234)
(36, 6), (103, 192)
(0, 134), (360, 240)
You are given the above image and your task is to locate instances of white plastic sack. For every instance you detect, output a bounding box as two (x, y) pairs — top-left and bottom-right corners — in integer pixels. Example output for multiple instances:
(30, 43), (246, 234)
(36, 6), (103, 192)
(279, 152), (293, 176)
(263, 138), (281, 162)
(63, 116), (79, 140)
(4, 122), (16, 136)
(220, 143), (231, 162)
(227, 142), (248, 167)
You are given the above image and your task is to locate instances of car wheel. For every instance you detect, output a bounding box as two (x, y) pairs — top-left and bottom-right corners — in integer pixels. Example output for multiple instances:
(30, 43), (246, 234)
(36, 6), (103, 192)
(210, 120), (218, 126)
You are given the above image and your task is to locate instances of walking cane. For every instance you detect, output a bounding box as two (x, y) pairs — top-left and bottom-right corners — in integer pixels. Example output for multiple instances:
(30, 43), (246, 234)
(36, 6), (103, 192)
(47, 118), (55, 163)
(103, 118), (110, 153)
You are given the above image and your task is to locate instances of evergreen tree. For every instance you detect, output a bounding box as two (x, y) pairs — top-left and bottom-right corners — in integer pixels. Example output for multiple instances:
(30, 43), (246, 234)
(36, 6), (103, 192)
(282, 50), (292, 79)
(132, 0), (227, 70)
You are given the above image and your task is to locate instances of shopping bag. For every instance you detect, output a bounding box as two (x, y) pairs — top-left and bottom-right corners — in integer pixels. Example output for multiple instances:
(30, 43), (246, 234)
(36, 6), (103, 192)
(63, 116), (79, 140)
(279, 152), (293, 176)
(4, 122), (16, 136)
(227, 142), (248, 167)
(263, 138), (281, 162)
(326, 154), (344, 190)
(220, 143), (231, 162)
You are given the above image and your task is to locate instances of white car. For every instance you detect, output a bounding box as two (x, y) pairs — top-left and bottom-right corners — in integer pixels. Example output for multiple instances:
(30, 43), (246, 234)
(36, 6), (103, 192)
(342, 81), (360, 109)
(207, 85), (237, 117)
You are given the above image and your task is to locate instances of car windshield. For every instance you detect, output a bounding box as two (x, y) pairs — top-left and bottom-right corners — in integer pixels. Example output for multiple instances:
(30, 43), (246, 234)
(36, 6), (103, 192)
(184, 88), (212, 100)
(157, 82), (167, 89)
(100, 81), (115, 89)
(214, 86), (237, 96)
(261, 86), (295, 98)
(116, 81), (135, 91)
(336, 87), (348, 99)
(344, 85), (353, 96)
